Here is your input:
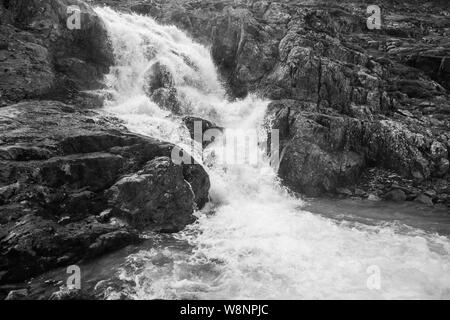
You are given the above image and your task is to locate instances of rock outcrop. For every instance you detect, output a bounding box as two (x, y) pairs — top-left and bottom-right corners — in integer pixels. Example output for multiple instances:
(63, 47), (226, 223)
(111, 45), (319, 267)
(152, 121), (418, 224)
(143, 62), (182, 114)
(266, 98), (449, 201)
(107, 156), (209, 232)
(0, 0), (113, 104)
(0, 101), (210, 284)
(266, 100), (365, 195)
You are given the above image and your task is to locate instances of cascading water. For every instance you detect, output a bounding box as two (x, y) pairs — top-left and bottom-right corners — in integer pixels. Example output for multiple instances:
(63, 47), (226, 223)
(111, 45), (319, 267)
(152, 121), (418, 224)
(94, 7), (450, 299)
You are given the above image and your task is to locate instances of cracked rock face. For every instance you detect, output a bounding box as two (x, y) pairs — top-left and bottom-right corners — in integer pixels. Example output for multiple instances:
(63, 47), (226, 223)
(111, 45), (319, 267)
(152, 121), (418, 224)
(0, 0), (114, 104)
(0, 101), (210, 284)
(107, 156), (209, 233)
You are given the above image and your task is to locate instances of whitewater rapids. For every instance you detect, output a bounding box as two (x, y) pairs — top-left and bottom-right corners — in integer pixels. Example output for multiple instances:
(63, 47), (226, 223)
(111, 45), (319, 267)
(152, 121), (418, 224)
(94, 7), (450, 299)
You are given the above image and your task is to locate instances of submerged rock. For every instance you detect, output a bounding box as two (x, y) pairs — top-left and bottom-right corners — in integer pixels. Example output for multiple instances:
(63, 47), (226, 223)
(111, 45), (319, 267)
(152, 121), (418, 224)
(144, 62), (175, 94)
(150, 88), (182, 114)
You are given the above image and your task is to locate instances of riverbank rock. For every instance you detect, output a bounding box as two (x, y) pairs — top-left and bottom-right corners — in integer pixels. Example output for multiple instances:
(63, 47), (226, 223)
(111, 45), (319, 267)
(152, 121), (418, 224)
(0, 101), (210, 284)
(107, 157), (207, 232)
(143, 62), (183, 114)
(182, 116), (224, 148)
(0, 0), (113, 104)
(266, 102), (365, 195)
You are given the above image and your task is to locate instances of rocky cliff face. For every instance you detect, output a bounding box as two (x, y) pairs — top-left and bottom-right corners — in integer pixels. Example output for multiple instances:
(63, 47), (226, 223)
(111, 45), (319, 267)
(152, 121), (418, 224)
(0, 0), (212, 288)
(0, 101), (209, 284)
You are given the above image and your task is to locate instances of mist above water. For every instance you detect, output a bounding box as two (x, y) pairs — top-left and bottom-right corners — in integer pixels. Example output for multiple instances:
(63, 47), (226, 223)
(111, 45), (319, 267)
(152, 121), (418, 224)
(95, 7), (450, 299)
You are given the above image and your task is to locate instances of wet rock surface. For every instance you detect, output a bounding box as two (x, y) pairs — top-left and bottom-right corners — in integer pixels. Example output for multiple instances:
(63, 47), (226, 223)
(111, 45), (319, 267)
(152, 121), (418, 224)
(0, 0), (113, 105)
(265, 98), (449, 201)
(0, 101), (210, 285)
(182, 116), (224, 148)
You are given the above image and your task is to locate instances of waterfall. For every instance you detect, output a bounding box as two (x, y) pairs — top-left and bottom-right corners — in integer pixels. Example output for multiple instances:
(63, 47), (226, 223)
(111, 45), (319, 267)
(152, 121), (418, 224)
(95, 7), (450, 299)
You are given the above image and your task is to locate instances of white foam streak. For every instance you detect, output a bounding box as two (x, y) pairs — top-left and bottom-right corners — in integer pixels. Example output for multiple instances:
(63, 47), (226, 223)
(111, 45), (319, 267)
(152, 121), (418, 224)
(95, 7), (450, 300)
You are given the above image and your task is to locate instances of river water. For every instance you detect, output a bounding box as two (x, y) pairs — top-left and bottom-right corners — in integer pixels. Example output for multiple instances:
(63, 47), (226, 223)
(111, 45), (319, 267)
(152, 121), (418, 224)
(37, 7), (450, 300)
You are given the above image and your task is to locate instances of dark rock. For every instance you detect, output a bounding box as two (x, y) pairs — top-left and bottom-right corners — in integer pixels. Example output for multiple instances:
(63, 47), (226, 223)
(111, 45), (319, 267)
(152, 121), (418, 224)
(383, 189), (407, 202)
(88, 0), (450, 203)
(336, 188), (353, 196)
(72, 90), (110, 109)
(0, 101), (210, 284)
(367, 194), (381, 201)
(265, 97), (449, 197)
(150, 88), (181, 114)
(107, 157), (208, 232)
(415, 193), (434, 206)
(144, 62), (175, 95)
(0, 25), (54, 102)
(131, 3), (160, 16)
(266, 101), (365, 196)
(49, 287), (96, 300)
(96, 209), (113, 223)
(424, 190), (437, 199)
(5, 288), (28, 300)
(142, 62), (182, 114)
(436, 158), (449, 177)
(182, 116), (224, 147)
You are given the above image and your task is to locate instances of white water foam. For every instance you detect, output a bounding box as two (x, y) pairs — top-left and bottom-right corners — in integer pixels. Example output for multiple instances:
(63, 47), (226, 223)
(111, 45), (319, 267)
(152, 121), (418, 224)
(95, 7), (450, 299)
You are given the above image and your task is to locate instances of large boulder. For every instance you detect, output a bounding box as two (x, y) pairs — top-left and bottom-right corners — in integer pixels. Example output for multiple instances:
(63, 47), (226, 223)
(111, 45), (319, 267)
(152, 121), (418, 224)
(107, 157), (207, 232)
(143, 62), (175, 95)
(0, 101), (210, 284)
(121, 0), (447, 117)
